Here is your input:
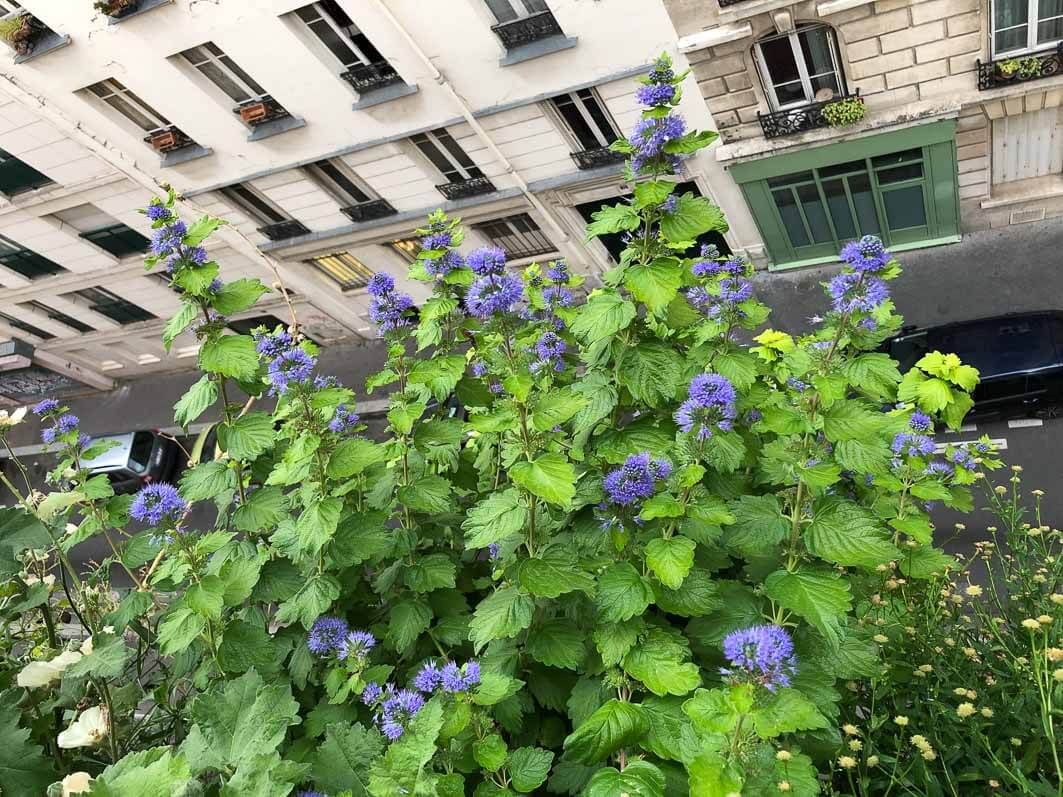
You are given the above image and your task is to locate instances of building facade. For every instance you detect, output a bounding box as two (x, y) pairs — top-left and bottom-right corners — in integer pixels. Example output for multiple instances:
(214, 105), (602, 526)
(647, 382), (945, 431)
(0, 0), (766, 402)
(663, 0), (1063, 269)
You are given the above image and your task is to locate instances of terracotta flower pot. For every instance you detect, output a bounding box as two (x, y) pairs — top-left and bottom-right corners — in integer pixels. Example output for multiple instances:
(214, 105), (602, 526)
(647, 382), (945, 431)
(150, 130), (177, 151)
(239, 102), (269, 124)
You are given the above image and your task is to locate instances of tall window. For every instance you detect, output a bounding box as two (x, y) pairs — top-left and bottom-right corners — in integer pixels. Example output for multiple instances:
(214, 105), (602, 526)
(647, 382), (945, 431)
(411, 128), (483, 184)
(389, 238), (420, 263)
(0, 311), (54, 340)
(0, 234), (65, 279)
(296, 1), (387, 69)
(305, 158), (373, 206)
(993, 0), (1063, 54)
(308, 251), (375, 290)
(54, 204), (150, 258)
(86, 79), (171, 133)
(0, 148), (52, 196)
(219, 184), (290, 226)
(756, 24), (845, 110)
(68, 286), (155, 325)
(473, 213), (555, 258)
(180, 43), (268, 104)
(551, 89), (619, 151)
(485, 0), (548, 22)
(20, 301), (94, 333)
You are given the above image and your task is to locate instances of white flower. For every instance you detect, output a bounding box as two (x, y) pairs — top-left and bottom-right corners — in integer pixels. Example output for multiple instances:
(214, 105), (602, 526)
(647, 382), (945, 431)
(16, 650), (82, 688)
(58, 706), (108, 749)
(80, 637), (93, 656)
(61, 771), (92, 795)
(0, 406), (27, 428)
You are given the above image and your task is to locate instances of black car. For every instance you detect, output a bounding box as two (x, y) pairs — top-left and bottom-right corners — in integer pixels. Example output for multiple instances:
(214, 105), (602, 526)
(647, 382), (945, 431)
(887, 311), (1063, 420)
(82, 430), (181, 494)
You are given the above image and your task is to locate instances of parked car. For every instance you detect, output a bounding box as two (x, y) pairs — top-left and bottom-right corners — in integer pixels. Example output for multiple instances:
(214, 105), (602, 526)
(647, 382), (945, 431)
(82, 430), (180, 494)
(886, 311), (1063, 420)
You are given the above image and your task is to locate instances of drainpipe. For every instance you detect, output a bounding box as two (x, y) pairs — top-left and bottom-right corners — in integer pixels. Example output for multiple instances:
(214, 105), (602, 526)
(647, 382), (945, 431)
(367, 0), (572, 244)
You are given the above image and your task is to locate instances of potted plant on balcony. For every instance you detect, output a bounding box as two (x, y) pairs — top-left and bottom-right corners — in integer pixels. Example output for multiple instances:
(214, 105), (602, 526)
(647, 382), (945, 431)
(996, 58), (1021, 79)
(1018, 55), (1044, 79)
(0, 13), (43, 56)
(238, 99), (269, 124)
(822, 96), (866, 128)
(93, 0), (139, 18)
(148, 129), (178, 152)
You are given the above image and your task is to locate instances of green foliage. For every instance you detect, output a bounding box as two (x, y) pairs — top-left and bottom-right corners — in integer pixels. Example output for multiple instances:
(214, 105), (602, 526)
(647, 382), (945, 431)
(821, 96), (866, 127)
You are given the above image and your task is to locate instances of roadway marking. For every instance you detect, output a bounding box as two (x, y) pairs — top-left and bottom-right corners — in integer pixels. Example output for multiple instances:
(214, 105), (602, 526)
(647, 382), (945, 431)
(1008, 418), (1044, 429)
(959, 423), (978, 432)
(934, 437), (1008, 453)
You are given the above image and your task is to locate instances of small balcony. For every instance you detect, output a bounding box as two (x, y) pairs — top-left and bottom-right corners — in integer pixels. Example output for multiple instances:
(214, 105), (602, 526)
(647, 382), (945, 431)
(144, 125), (195, 154)
(3, 12), (70, 63)
(340, 61), (403, 94)
(718, 0), (750, 6)
(757, 90), (862, 139)
(491, 9), (563, 48)
(340, 199), (398, 223)
(571, 145), (626, 171)
(258, 220), (311, 241)
(977, 43), (1063, 90)
(435, 176), (496, 201)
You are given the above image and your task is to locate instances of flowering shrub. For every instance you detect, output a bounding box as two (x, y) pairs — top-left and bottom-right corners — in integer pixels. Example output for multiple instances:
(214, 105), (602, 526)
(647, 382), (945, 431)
(0, 53), (1049, 797)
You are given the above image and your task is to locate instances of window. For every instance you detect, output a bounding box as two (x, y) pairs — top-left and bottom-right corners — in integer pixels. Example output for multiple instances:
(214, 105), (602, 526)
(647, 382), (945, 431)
(551, 89), (619, 151)
(485, 0), (548, 23)
(0, 311), (54, 340)
(180, 43), (268, 104)
(219, 184), (289, 225)
(82, 225), (151, 257)
(20, 301), (94, 333)
(295, 1), (387, 70)
(473, 213), (555, 258)
(305, 158), (373, 206)
(389, 238), (420, 263)
(756, 24), (845, 110)
(411, 128), (484, 184)
(308, 251), (375, 290)
(69, 286), (155, 325)
(0, 148), (52, 195)
(993, 0), (1063, 53)
(0, 234), (65, 279)
(0, 1), (23, 16)
(86, 79), (171, 133)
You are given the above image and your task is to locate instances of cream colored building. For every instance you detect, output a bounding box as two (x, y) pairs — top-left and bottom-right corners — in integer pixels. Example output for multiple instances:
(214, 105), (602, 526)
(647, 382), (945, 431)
(663, 0), (1063, 268)
(0, 0), (765, 401)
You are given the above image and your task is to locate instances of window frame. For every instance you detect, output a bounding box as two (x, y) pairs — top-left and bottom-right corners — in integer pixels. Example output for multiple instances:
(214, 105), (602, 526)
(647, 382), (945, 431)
(68, 286), (155, 325)
(80, 223), (152, 258)
(755, 23), (846, 111)
(21, 300), (94, 333)
(219, 184), (291, 226)
(410, 128), (484, 184)
(0, 233), (65, 279)
(991, 0), (1063, 55)
(0, 148), (53, 196)
(296, 1), (383, 69)
(485, 0), (548, 23)
(305, 158), (375, 207)
(180, 42), (269, 104)
(86, 79), (171, 134)
(0, 0), (23, 18)
(0, 310), (54, 340)
(549, 88), (620, 151)
(472, 213), (556, 259)
(307, 250), (376, 291)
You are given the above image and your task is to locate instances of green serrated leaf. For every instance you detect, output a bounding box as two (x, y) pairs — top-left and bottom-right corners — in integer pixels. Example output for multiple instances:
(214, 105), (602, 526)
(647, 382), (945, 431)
(509, 453), (576, 507)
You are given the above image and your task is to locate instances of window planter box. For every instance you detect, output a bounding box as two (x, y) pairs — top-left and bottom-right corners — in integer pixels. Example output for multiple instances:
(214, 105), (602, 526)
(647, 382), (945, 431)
(234, 96), (290, 128)
(145, 126), (192, 153)
(490, 9), (564, 48)
(341, 199), (398, 223)
(435, 176), (496, 201)
(1, 12), (47, 57)
(95, 0), (139, 19)
(757, 90), (862, 139)
(571, 146), (626, 171)
(340, 61), (403, 94)
(258, 220), (310, 242)
(977, 43), (1063, 90)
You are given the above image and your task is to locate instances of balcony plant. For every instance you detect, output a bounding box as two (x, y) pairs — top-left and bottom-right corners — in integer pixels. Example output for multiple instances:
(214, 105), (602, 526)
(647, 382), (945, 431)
(238, 99), (270, 124)
(92, 0), (139, 18)
(0, 12), (42, 56)
(997, 57), (1021, 78)
(1019, 55), (1044, 79)
(822, 96), (866, 128)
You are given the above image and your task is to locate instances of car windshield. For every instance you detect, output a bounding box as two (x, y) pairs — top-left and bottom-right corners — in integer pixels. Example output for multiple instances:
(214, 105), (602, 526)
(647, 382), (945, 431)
(931, 317), (1058, 378)
(128, 432), (154, 474)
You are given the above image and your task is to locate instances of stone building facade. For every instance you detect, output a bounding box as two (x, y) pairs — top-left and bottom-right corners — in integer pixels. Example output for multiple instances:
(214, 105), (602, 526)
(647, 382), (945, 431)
(664, 0), (1063, 268)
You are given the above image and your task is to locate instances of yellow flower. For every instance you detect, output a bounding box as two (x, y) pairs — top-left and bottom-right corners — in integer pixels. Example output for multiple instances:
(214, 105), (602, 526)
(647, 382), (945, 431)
(956, 702), (977, 718)
(838, 756), (857, 769)
(910, 735), (928, 748)
(1037, 615), (1053, 625)
(921, 748), (937, 761)
(873, 634), (889, 644)
(953, 687), (968, 696)
(60, 772), (92, 796)
(966, 689), (978, 699)
(778, 782), (791, 792)
(1051, 593), (1063, 605)
(964, 585), (983, 596)
(981, 707), (994, 718)
(1033, 574), (1047, 583)
(893, 716), (909, 727)
(1053, 668), (1063, 682)
(1021, 618), (1041, 630)
(867, 755), (880, 767)
(0, 406), (27, 429)
(842, 724), (860, 736)
(848, 739), (863, 751)
(1031, 489), (1045, 497)
(913, 670), (926, 678)
(918, 664), (933, 673)
(1047, 648), (1063, 662)
(945, 638), (956, 647)
(776, 750), (792, 762)
(963, 647), (978, 659)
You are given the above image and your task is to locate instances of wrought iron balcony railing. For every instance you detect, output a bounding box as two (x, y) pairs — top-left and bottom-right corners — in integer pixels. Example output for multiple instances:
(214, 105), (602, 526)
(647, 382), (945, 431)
(977, 43), (1063, 90)
(340, 61), (403, 94)
(757, 90), (862, 139)
(233, 95), (291, 128)
(718, 0), (751, 6)
(571, 145), (626, 171)
(143, 125), (196, 154)
(490, 9), (564, 49)
(258, 220), (310, 241)
(435, 176), (496, 201)
(341, 199), (398, 223)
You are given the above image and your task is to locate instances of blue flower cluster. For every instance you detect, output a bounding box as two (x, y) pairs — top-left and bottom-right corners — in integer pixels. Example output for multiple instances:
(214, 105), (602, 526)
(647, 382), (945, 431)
(253, 328), (317, 396)
(687, 252), (754, 321)
(530, 331), (566, 374)
(328, 404), (360, 435)
(629, 115), (685, 174)
(827, 272), (890, 317)
(674, 373), (737, 441)
(367, 272), (415, 335)
(33, 400), (87, 447)
(130, 483), (187, 526)
(891, 411), (936, 464)
(146, 201), (208, 275)
(413, 659), (481, 694)
(306, 616), (376, 662)
(419, 225), (464, 278)
(721, 624), (797, 692)
(603, 452), (672, 509)
(465, 247), (523, 320)
(658, 194), (679, 215)
(362, 685), (425, 741)
(839, 234), (891, 273)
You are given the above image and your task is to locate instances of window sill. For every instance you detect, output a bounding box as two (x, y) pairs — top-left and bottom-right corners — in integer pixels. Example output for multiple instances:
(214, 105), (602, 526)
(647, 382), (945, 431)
(352, 81), (418, 110)
(107, 0), (172, 24)
(160, 144), (213, 168)
(980, 174), (1063, 209)
(247, 115), (306, 142)
(766, 235), (962, 271)
(499, 34), (578, 67)
(13, 32), (71, 64)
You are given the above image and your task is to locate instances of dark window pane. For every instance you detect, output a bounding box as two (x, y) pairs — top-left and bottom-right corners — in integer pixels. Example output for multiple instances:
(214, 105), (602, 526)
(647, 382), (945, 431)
(996, 0), (1028, 29)
(435, 130), (478, 171)
(473, 213), (554, 258)
(0, 239), (65, 279)
(820, 160), (866, 178)
(823, 179), (856, 239)
(774, 80), (808, 106)
(773, 188), (811, 247)
(228, 186), (286, 224)
(847, 173), (881, 235)
(129, 431), (154, 473)
(760, 36), (800, 86)
(219, 54), (268, 97)
(797, 184), (833, 243)
(314, 161), (370, 203)
(871, 149), (922, 168)
(412, 133), (460, 179)
(0, 312), (54, 340)
(876, 162), (923, 184)
(196, 61), (253, 102)
(1038, 16), (1063, 41)
(578, 88), (619, 142)
(996, 26), (1029, 51)
(809, 73), (840, 99)
(22, 302), (93, 332)
(767, 170), (814, 188)
(485, 0), (519, 22)
(320, 0), (354, 26)
(82, 225), (151, 258)
(0, 149), (53, 195)
(307, 17), (359, 65)
(350, 31), (385, 63)
(552, 96), (600, 149)
(883, 185), (927, 230)
(799, 26), (835, 77)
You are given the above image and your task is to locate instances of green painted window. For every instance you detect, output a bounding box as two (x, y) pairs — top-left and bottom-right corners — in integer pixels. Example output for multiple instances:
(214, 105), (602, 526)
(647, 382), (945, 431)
(730, 121), (960, 269)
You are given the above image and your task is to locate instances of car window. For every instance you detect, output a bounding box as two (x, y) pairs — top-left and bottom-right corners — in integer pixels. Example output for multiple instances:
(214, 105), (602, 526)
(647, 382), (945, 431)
(888, 331), (928, 371)
(973, 375), (1026, 403)
(935, 318), (1055, 378)
(128, 432), (154, 473)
